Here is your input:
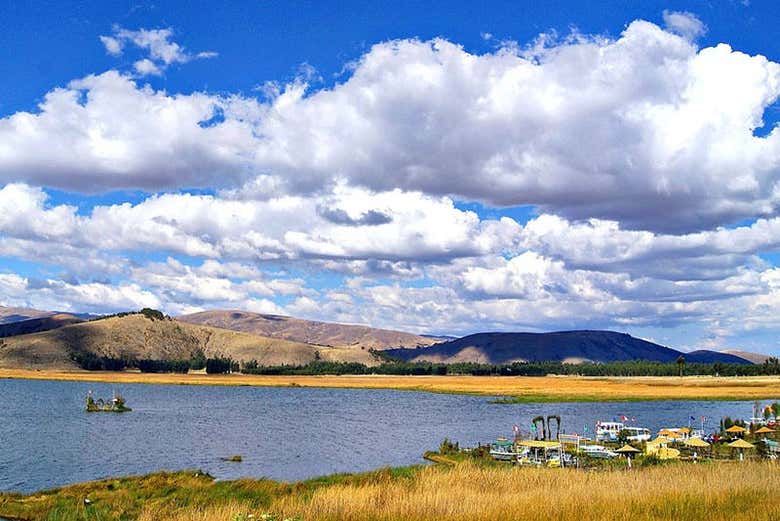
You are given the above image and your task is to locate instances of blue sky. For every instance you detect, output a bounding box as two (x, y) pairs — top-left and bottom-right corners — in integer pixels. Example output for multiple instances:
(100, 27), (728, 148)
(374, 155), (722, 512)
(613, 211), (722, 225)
(2, 1), (776, 114)
(2, 0), (780, 354)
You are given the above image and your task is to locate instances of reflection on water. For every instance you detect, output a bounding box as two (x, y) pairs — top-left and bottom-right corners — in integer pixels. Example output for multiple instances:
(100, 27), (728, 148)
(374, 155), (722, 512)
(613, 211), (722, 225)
(0, 378), (774, 493)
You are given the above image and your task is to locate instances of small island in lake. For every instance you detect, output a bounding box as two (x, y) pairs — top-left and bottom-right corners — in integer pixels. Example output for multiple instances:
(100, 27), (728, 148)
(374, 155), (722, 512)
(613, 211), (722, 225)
(85, 390), (132, 413)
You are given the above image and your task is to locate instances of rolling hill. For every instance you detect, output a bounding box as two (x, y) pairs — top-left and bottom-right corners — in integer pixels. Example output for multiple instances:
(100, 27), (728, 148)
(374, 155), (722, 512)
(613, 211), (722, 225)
(385, 330), (750, 365)
(0, 313), (84, 338)
(722, 350), (772, 364)
(178, 310), (442, 350)
(0, 313), (381, 370)
(0, 305), (57, 325)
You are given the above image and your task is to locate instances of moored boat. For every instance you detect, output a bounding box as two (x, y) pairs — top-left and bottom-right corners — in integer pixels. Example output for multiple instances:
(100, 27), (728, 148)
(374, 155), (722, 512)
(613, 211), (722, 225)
(579, 444), (618, 459)
(595, 421), (650, 442)
(86, 390), (132, 413)
(489, 438), (518, 461)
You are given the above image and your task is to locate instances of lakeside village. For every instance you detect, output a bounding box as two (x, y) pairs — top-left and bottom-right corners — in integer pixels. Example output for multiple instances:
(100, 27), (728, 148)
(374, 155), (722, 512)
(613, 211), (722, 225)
(435, 402), (780, 469)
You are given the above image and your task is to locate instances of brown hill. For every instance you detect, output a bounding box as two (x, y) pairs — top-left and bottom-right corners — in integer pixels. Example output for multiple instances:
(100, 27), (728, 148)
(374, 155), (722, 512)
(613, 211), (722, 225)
(178, 310), (441, 350)
(0, 305), (55, 324)
(0, 314), (380, 370)
(722, 350), (772, 364)
(0, 313), (84, 338)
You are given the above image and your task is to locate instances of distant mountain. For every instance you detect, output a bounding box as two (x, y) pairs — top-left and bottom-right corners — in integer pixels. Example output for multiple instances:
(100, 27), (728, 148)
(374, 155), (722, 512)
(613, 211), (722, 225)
(178, 310), (442, 350)
(722, 350), (773, 364)
(0, 313), (381, 370)
(0, 313), (84, 338)
(683, 350), (751, 364)
(385, 330), (750, 365)
(0, 305), (56, 325)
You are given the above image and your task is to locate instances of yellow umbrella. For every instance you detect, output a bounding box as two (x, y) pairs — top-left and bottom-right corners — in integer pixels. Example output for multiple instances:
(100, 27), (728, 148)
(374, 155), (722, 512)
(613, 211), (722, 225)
(725, 425), (747, 434)
(728, 438), (755, 461)
(616, 444), (641, 453)
(755, 426), (774, 434)
(685, 436), (711, 448)
(728, 439), (755, 449)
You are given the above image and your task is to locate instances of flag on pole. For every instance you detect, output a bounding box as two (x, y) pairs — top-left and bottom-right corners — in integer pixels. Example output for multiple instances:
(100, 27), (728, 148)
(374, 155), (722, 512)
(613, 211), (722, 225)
(513, 424), (520, 434)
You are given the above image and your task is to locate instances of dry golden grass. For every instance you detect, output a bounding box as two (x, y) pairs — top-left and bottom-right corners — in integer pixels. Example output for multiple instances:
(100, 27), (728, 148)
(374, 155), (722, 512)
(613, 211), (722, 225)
(132, 462), (780, 521)
(1, 368), (779, 401)
(4, 462), (780, 520)
(137, 500), (253, 521)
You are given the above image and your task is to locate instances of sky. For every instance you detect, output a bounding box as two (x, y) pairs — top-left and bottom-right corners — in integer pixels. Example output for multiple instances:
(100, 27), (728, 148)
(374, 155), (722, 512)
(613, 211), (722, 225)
(2, 1), (780, 354)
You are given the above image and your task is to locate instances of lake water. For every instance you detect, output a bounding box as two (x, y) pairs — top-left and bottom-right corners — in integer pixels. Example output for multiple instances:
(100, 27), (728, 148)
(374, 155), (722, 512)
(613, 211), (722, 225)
(0, 378), (775, 493)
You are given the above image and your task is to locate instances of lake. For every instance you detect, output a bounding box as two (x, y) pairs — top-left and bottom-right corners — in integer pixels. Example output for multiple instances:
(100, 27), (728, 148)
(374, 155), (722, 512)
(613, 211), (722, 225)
(0, 378), (774, 493)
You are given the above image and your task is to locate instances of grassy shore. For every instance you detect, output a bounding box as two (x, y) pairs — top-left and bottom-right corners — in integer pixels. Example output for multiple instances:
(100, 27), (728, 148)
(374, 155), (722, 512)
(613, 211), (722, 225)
(2, 368), (780, 402)
(2, 461), (780, 520)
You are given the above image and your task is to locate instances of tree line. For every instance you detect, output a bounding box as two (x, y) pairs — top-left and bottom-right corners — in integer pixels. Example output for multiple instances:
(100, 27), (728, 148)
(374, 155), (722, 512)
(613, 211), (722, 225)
(241, 358), (780, 377)
(70, 352), (780, 377)
(87, 308), (169, 322)
(71, 349), (236, 374)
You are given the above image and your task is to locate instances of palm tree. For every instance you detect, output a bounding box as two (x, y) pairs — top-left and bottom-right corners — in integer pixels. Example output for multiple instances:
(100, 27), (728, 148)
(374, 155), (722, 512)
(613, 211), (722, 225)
(676, 355), (686, 377)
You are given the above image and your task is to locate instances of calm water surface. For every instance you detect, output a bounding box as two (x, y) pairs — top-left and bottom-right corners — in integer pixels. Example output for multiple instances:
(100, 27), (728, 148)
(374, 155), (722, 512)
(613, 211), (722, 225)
(0, 378), (774, 493)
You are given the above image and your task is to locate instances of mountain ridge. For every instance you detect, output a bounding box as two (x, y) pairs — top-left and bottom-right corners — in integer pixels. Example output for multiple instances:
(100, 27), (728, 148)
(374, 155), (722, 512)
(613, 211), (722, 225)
(0, 313), (84, 338)
(0, 305), (57, 325)
(0, 305), (762, 369)
(386, 330), (750, 365)
(722, 350), (772, 364)
(0, 314), (381, 370)
(178, 310), (442, 350)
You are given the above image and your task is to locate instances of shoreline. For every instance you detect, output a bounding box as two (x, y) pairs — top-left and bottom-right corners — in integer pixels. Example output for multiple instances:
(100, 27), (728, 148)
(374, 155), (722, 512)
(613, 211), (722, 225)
(2, 368), (780, 402)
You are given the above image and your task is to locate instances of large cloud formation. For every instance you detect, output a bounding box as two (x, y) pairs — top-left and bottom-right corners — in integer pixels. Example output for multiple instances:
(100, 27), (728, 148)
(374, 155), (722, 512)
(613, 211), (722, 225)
(2, 20), (780, 231)
(3, 17), (780, 352)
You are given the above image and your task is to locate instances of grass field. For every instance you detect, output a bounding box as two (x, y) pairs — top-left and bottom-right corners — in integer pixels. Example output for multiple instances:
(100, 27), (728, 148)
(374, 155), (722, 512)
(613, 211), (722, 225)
(1, 368), (780, 401)
(2, 461), (780, 521)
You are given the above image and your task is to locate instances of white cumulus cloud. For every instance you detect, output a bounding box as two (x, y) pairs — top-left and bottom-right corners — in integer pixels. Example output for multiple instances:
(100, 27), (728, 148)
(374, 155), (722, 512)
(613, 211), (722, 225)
(99, 26), (217, 76)
(662, 10), (707, 40)
(3, 20), (780, 231)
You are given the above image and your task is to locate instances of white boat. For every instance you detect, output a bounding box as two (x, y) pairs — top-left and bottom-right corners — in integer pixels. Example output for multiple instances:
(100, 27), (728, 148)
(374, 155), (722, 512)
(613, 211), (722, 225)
(489, 439), (518, 461)
(595, 421), (650, 442)
(622, 426), (651, 442)
(580, 444), (618, 459)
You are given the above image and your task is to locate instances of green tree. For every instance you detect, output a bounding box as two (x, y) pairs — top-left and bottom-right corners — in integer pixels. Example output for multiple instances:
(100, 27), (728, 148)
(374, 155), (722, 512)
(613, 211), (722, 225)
(676, 355), (686, 377)
(189, 350), (206, 370)
(206, 357), (235, 374)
